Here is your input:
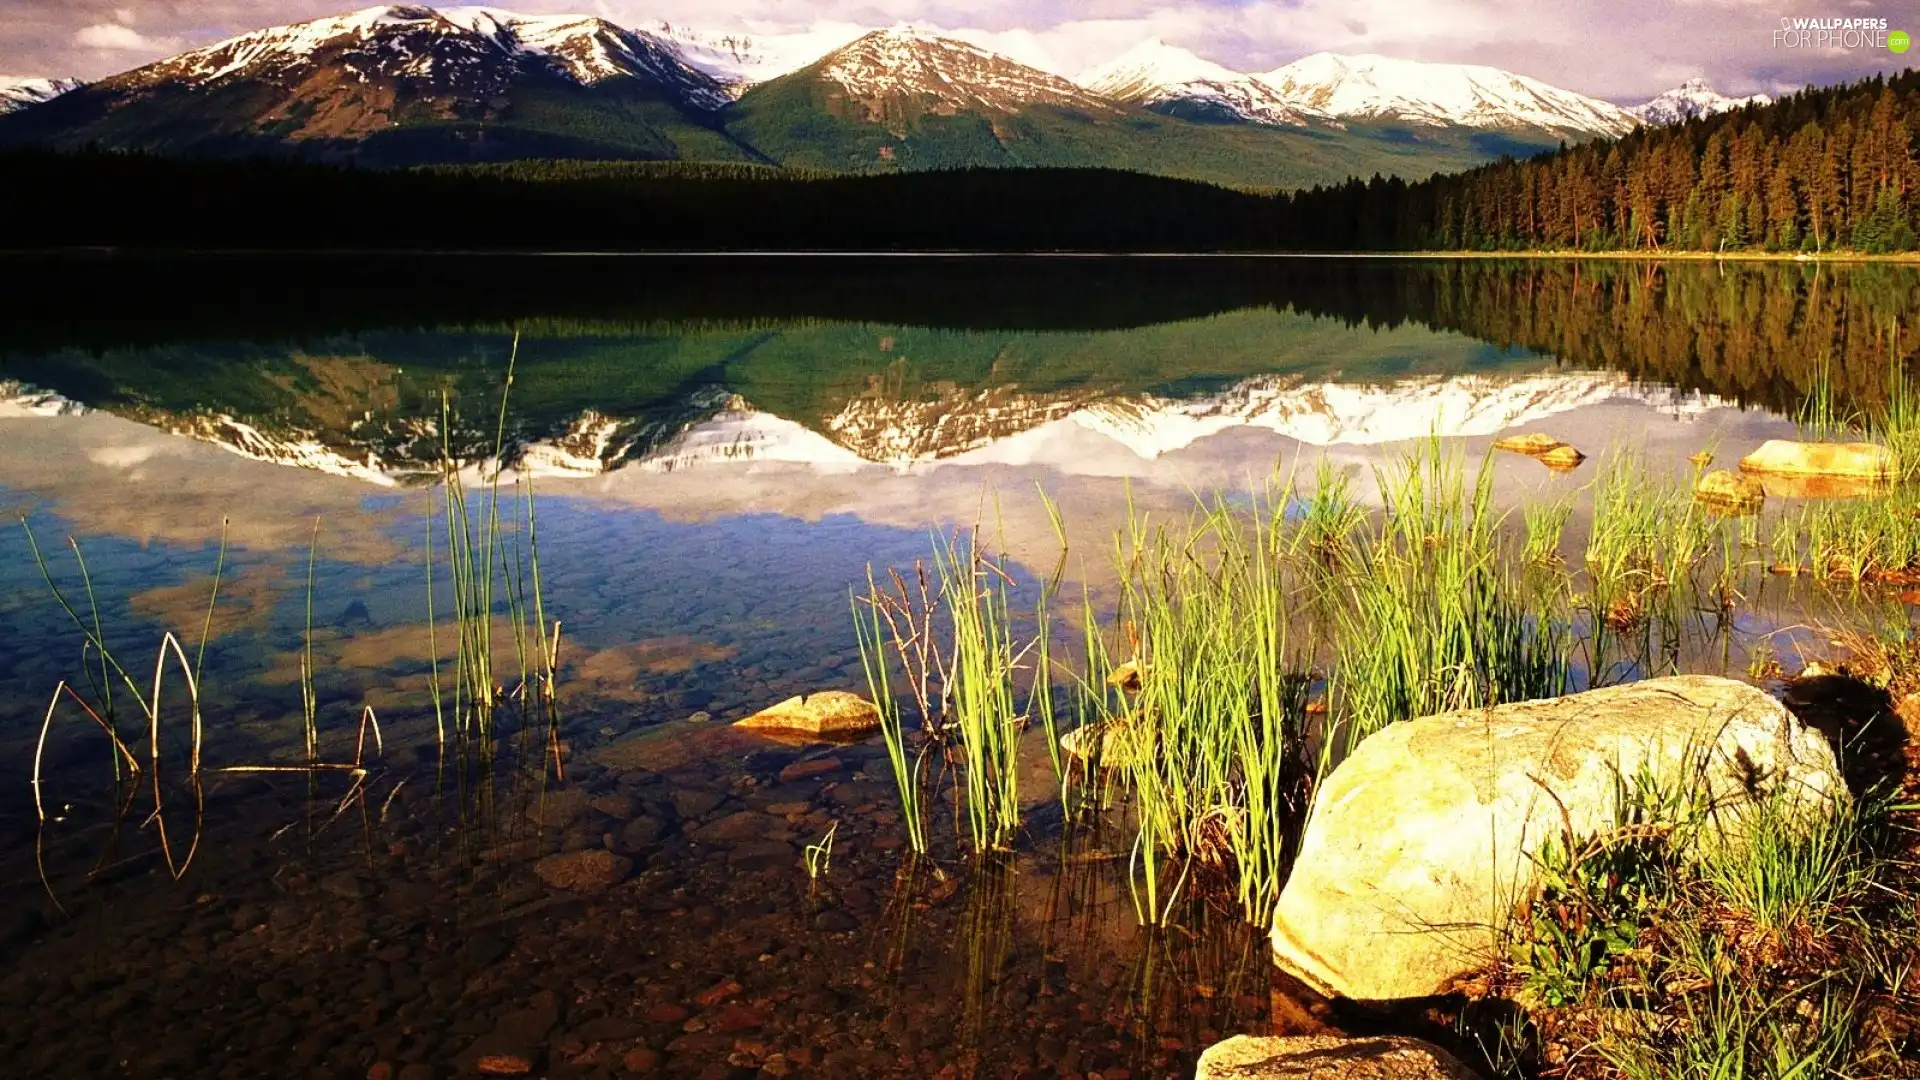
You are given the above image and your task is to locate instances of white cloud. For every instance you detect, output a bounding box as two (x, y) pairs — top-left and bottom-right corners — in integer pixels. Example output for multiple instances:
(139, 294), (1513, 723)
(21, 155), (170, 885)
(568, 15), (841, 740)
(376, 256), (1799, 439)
(74, 23), (181, 52)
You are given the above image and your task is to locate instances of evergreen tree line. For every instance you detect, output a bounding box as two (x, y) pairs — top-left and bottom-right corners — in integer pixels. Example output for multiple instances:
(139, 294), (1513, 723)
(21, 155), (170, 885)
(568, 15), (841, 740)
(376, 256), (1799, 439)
(1275, 70), (1920, 252)
(0, 151), (1281, 252)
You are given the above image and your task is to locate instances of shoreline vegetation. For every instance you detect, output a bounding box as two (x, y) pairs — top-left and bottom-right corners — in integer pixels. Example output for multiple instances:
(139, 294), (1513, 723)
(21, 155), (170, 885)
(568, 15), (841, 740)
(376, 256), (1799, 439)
(839, 369), (1920, 1074)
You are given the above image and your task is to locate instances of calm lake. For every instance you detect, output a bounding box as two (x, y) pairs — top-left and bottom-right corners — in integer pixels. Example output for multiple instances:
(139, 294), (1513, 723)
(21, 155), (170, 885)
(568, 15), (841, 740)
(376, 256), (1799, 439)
(0, 255), (1914, 1079)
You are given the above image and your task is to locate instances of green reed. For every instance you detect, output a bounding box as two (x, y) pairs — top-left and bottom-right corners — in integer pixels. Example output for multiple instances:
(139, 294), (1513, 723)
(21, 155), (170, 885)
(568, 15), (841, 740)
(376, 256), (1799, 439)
(1106, 486), (1315, 924)
(428, 331), (561, 746)
(935, 531), (1025, 853)
(1294, 459), (1366, 566)
(1330, 443), (1571, 760)
(852, 574), (927, 855)
(1522, 493), (1575, 566)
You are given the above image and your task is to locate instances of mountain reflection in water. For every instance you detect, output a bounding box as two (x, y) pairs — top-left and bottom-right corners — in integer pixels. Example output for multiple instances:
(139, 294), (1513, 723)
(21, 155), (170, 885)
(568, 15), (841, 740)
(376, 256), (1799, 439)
(0, 254), (1913, 1079)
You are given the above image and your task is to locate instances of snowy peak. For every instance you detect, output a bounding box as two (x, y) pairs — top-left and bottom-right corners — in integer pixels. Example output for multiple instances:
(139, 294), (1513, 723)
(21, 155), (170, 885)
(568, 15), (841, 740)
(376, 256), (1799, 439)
(0, 77), (83, 115)
(1076, 40), (1321, 127)
(812, 28), (1117, 115)
(1258, 52), (1636, 137)
(1078, 40), (1244, 97)
(116, 4), (726, 110)
(1628, 78), (1771, 126)
(650, 22), (868, 97)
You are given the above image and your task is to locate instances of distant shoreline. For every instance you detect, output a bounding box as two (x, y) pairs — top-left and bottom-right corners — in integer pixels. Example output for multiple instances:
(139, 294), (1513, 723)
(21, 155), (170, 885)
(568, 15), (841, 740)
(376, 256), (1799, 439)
(3, 247), (1919, 261)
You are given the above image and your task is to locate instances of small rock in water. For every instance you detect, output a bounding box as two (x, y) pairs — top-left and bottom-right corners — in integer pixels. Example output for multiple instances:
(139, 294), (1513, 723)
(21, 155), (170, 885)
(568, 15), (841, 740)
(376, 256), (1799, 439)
(734, 692), (881, 739)
(693, 979), (742, 1008)
(670, 789), (727, 820)
(689, 811), (769, 845)
(1491, 431), (1585, 471)
(529, 789), (591, 828)
(687, 711), (713, 723)
(589, 794), (637, 820)
(532, 850), (632, 892)
(814, 910), (859, 933)
(778, 757), (844, 783)
(1695, 469), (1766, 512)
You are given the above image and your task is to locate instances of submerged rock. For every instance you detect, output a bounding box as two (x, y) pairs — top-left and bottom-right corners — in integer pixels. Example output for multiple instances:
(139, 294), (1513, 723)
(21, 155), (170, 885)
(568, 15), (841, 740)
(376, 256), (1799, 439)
(1270, 676), (1843, 1002)
(1059, 720), (1144, 769)
(1694, 469), (1766, 511)
(735, 691), (882, 739)
(532, 850), (632, 892)
(1738, 439), (1896, 479)
(1196, 1034), (1482, 1079)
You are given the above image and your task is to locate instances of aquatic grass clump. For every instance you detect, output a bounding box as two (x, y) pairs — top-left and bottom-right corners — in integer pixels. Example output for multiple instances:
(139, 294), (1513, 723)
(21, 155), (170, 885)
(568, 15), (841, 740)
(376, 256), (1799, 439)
(428, 332), (564, 750)
(1293, 459), (1367, 567)
(1522, 494), (1575, 566)
(853, 528), (1052, 857)
(1330, 444), (1573, 759)
(936, 531), (1027, 853)
(1108, 487), (1316, 924)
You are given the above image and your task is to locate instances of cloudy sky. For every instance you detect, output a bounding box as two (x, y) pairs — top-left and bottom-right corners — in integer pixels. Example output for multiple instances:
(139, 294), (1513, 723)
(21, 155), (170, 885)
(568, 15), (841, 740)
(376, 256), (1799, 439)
(3, 0), (1912, 102)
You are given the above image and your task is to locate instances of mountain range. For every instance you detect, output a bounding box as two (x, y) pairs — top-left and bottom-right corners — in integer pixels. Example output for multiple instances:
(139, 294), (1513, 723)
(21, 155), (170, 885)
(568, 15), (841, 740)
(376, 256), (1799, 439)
(0, 5), (1774, 188)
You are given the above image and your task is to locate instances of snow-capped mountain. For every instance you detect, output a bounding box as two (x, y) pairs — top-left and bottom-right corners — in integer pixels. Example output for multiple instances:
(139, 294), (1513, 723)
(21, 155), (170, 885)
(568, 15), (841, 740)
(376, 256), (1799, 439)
(649, 21), (868, 96)
(1627, 78), (1771, 126)
(120, 5), (725, 108)
(1076, 40), (1322, 127)
(810, 28), (1118, 117)
(0, 77), (82, 115)
(0, 5), (1662, 180)
(1258, 53), (1637, 137)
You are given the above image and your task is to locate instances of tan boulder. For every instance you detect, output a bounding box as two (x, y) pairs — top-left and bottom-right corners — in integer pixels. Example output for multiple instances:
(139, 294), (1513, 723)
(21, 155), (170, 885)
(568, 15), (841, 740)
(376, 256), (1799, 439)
(1196, 1035), (1482, 1080)
(1536, 445), (1586, 471)
(1491, 432), (1565, 455)
(1271, 676), (1843, 1003)
(735, 691), (883, 739)
(1694, 469), (1766, 511)
(1492, 432), (1585, 471)
(1738, 439), (1896, 479)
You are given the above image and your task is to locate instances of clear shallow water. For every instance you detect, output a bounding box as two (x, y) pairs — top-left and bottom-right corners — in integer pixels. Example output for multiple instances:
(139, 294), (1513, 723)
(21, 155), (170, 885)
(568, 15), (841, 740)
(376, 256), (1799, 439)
(0, 255), (1916, 1079)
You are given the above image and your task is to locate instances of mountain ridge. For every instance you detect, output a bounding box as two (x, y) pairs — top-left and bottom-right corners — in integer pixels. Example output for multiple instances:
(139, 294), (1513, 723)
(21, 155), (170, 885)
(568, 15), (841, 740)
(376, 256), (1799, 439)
(0, 5), (1807, 188)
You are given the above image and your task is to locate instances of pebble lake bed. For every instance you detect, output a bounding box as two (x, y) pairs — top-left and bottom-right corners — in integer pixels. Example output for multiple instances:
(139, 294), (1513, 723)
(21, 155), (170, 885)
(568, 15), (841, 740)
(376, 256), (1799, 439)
(0, 256), (1917, 1078)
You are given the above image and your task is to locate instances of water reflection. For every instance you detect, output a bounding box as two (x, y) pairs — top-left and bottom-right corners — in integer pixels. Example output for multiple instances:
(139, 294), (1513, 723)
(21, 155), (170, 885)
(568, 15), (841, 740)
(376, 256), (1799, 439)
(1, 255), (1916, 1078)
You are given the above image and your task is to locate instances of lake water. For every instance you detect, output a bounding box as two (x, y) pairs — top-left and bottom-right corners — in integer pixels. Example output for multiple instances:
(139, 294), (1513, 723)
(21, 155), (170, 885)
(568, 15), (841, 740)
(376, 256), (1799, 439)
(0, 255), (1915, 1079)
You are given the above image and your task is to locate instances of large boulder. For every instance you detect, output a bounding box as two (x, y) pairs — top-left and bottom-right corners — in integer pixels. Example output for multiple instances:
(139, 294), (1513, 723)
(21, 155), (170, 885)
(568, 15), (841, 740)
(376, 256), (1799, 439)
(1196, 1035), (1481, 1079)
(1738, 439), (1895, 479)
(1271, 676), (1843, 1002)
